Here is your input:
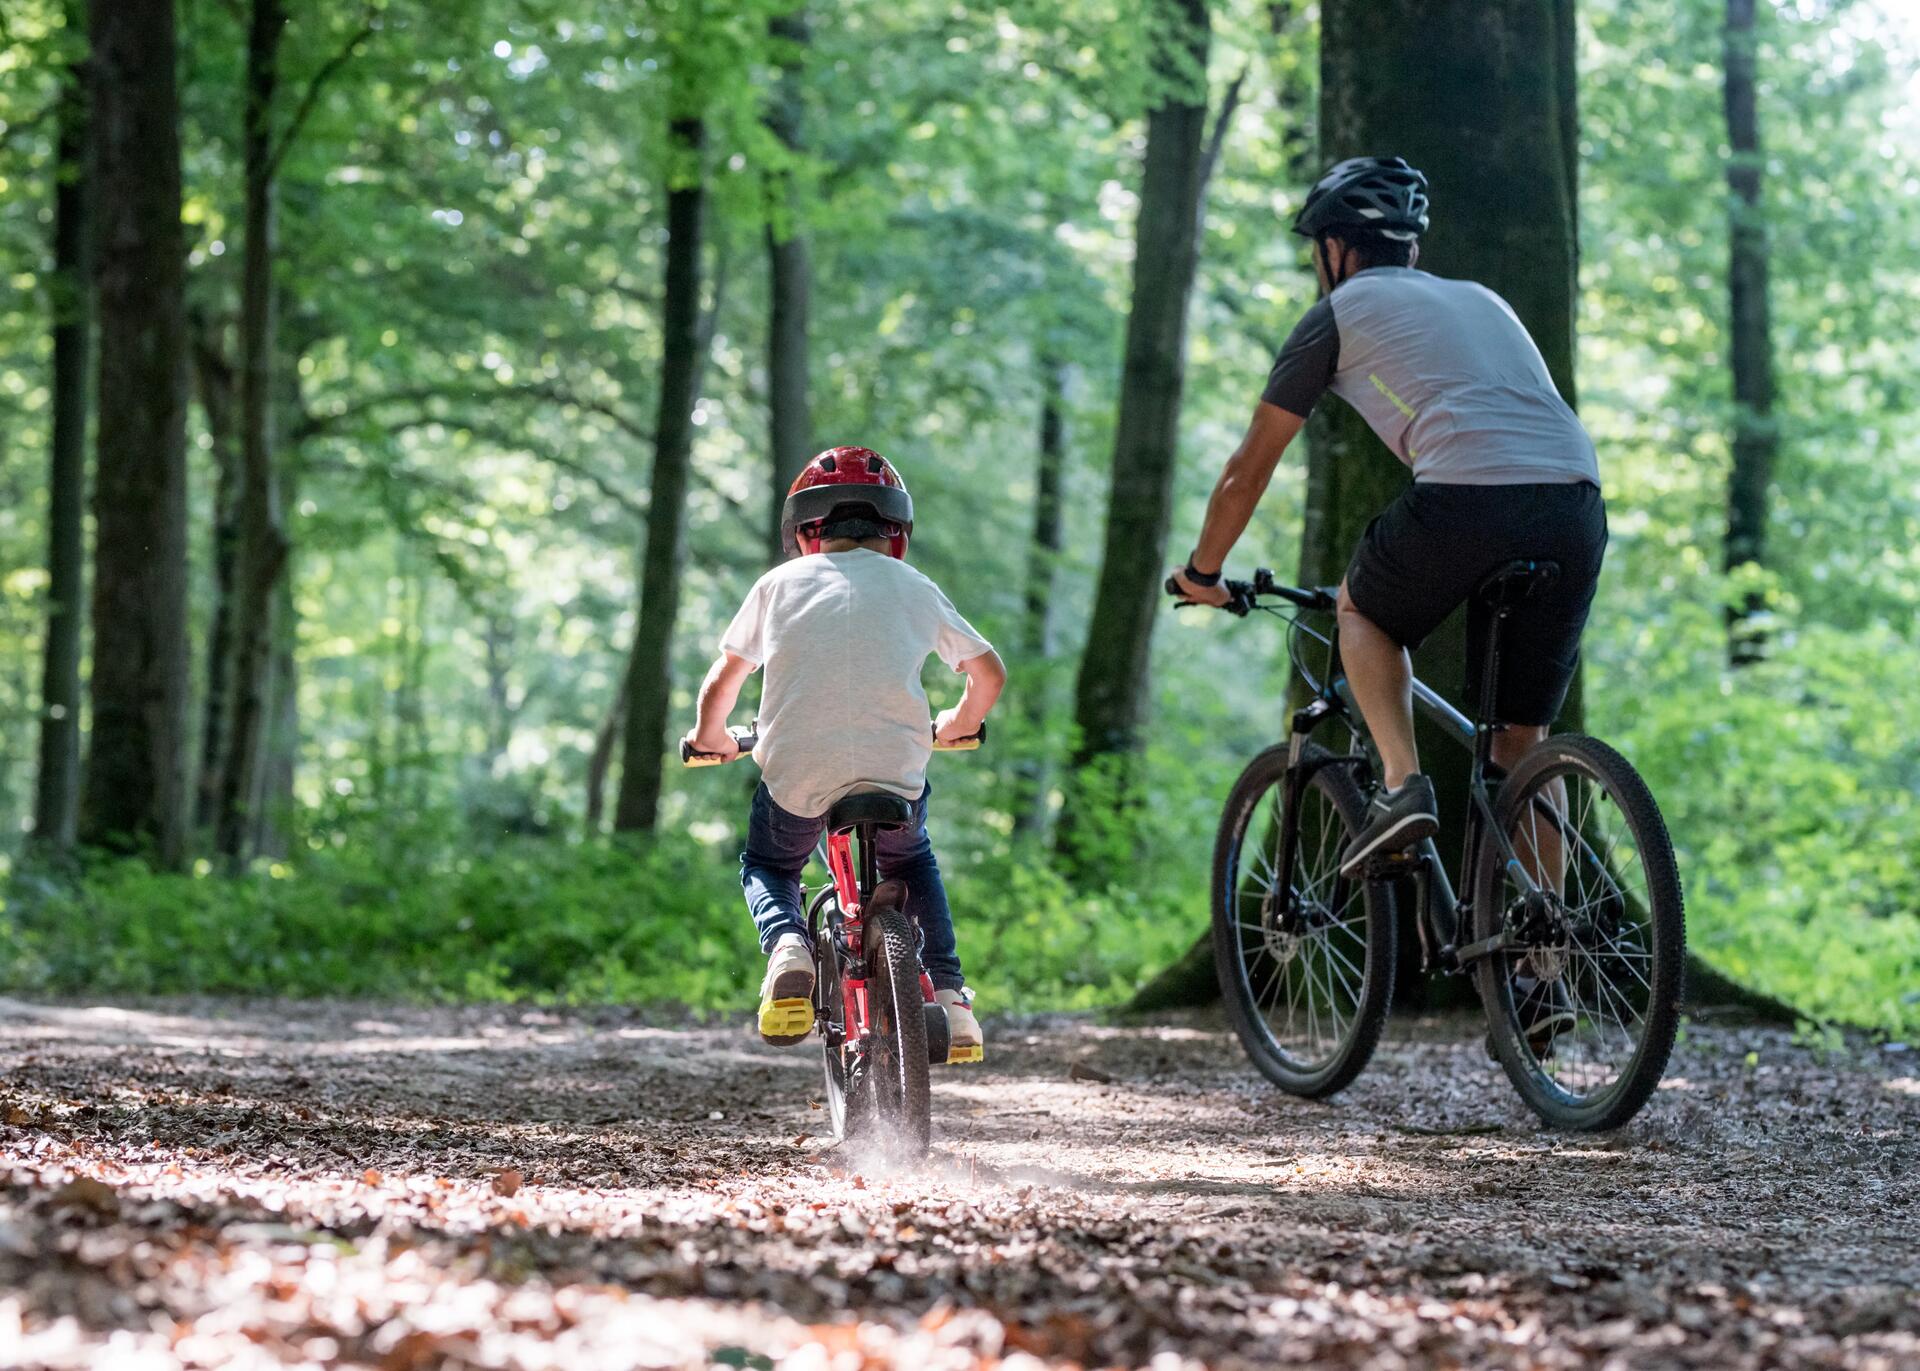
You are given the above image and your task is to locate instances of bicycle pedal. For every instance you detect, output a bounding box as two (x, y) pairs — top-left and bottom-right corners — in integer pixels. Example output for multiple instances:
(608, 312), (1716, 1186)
(1362, 852), (1420, 879)
(945, 1044), (984, 1065)
(758, 997), (815, 1045)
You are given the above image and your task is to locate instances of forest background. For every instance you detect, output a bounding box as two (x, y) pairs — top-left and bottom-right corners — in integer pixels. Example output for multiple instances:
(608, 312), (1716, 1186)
(0, 0), (1916, 1036)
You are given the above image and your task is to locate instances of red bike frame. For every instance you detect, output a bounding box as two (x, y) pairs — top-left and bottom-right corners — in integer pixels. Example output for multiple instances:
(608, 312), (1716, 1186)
(825, 830), (938, 1047)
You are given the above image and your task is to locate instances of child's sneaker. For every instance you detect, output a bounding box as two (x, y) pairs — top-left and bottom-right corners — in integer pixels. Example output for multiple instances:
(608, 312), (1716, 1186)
(758, 934), (815, 1046)
(937, 987), (983, 1064)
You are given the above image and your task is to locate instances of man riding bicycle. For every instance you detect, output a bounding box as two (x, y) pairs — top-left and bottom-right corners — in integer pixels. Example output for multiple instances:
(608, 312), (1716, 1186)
(1168, 155), (1606, 888)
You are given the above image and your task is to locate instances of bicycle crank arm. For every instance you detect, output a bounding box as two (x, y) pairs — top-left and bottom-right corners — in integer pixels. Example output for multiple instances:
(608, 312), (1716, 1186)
(1448, 928), (1528, 969)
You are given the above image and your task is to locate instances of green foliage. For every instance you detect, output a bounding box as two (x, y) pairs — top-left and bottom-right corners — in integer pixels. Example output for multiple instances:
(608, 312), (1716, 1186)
(1, 0), (1918, 1038)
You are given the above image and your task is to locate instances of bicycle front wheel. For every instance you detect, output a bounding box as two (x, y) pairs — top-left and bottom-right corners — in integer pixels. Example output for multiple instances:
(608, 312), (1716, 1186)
(861, 896), (932, 1156)
(1213, 743), (1396, 1098)
(1472, 733), (1685, 1131)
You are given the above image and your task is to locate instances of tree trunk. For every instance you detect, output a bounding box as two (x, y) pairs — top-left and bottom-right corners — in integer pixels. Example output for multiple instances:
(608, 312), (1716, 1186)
(82, 0), (192, 863)
(189, 310), (239, 831)
(1012, 356), (1068, 836)
(1060, 0), (1211, 841)
(33, 12), (90, 853)
(212, 0), (291, 863)
(765, 10), (813, 567)
(585, 651), (634, 833)
(1722, 0), (1777, 666)
(613, 117), (708, 833)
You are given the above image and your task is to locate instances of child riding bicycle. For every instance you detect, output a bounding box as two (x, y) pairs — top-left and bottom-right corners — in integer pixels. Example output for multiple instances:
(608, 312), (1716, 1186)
(680, 447), (1007, 1059)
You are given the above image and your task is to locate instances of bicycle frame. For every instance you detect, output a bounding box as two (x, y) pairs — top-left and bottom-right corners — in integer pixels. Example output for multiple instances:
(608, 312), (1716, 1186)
(816, 826), (939, 1051)
(1270, 595), (1554, 974)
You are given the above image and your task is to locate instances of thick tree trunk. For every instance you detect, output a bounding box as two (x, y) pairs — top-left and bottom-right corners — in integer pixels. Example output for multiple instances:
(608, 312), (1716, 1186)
(1012, 357), (1069, 836)
(765, 11), (813, 567)
(212, 0), (292, 863)
(1062, 0), (1211, 811)
(33, 17), (90, 852)
(613, 118), (708, 834)
(82, 0), (191, 863)
(1722, 0), (1777, 666)
(189, 311), (239, 831)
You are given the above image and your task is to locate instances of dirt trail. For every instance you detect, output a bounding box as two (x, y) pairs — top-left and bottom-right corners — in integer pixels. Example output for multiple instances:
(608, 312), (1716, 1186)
(0, 996), (1915, 1369)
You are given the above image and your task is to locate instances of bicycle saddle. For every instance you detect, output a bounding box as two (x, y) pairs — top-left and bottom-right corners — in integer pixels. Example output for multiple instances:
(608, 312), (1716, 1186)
(825, 791), (916, 834)
(1476, 559), (1561, 605)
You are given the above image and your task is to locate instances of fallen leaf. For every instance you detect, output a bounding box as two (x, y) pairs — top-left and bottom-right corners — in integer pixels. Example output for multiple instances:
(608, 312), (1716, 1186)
(1068, 1061), (1115, 1084)
(362, 1169), (383, 1186)
(51, 1176), (119, 1216)
(492, 1169), (524, 1197)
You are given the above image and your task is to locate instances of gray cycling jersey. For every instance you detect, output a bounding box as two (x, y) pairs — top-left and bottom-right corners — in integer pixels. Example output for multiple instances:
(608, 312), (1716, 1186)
(1263, 267), (1600, 488)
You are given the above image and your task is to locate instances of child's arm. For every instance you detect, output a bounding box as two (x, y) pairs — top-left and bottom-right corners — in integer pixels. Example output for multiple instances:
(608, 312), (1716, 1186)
(682, 652), (757, 759)
(934, 648), (1007, 744)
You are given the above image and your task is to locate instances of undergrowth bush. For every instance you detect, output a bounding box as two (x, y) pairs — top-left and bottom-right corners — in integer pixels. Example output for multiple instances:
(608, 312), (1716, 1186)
(0, 806), (1203, 1013)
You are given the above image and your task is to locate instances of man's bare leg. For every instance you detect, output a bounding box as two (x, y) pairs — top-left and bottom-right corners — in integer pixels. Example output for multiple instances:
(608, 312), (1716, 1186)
(1491, 724), (1565, 894)
(1336, 580), (1419, 789)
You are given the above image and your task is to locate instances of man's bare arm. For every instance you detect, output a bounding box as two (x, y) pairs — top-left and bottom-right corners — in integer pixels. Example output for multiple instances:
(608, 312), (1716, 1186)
(1168, 403), (1306, 607)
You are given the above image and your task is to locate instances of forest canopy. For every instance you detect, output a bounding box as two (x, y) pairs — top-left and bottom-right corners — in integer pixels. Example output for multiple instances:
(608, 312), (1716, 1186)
(0, 0), (1917, 1034)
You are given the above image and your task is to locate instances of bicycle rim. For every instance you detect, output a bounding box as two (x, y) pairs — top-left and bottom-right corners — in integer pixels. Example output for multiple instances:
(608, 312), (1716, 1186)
(1475, 734), (1685, 1130)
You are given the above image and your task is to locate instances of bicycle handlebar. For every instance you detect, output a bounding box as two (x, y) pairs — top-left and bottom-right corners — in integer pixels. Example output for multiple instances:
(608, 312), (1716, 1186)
(681, 720), (987, 767)
(1163, 568), (1338, 616)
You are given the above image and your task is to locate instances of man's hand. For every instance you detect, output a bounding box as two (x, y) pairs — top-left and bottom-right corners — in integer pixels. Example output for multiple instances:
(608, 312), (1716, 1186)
(681, 727), (739, 763)
(933, 706), (980, 745)
(1168, 565), (1232, 608)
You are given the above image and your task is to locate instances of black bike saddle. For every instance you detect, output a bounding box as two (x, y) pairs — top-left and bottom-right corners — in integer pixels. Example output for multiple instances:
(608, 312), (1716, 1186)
(825, 791), (916, 835)
(1476, 559), (1561, 605)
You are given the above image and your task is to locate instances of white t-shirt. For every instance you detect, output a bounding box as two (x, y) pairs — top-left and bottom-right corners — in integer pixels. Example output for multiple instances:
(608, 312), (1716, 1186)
(719, 550), (993, 820)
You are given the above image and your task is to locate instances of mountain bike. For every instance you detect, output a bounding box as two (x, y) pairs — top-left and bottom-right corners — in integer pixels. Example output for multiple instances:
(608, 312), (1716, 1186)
(1170, 562), (1684, 1130)
(683, 723), (984, 1156)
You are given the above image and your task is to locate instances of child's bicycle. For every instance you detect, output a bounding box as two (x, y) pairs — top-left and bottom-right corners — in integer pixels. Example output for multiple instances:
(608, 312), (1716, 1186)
(1171, 561), (1684, 1130)
(682, 723), (985, 1156)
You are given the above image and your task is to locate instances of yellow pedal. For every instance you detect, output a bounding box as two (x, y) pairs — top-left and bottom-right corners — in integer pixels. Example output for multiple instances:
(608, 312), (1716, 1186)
(758, 997), (814, 1044)
(946, 1044), (984, 1065)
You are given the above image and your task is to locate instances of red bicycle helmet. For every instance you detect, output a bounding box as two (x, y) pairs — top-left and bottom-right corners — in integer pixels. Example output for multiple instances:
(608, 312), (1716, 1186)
(780, 446), (914, 558)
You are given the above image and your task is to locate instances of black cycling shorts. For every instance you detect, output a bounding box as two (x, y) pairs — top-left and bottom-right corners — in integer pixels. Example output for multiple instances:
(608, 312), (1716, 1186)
(1344, 481), (1606, 727)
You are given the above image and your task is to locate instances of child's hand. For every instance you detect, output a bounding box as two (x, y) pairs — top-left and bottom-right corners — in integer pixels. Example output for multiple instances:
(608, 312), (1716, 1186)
(933, 708), (979, 746)
(682, 727), (739, 763)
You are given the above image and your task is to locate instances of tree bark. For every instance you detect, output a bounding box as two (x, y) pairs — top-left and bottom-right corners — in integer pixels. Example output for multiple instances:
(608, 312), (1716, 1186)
(1012, 356), (1069, 836)
(1062, 0), (1212, 809)
(189, 309), (239, 831)
(33, 9), (90, 853)
(765, 10), (813, 567)
(212, 0), (292, 862)
(1722, 0), (1777, 665)
(82, 0), (192, 863)
(613, 117), (708, 833)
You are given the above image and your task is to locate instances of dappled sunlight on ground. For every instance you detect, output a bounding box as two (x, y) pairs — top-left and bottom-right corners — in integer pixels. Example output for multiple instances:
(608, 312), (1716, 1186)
(1, 997), (1916, 1368)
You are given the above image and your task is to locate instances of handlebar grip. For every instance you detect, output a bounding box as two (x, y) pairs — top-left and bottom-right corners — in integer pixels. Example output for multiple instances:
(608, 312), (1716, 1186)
(933, 720), (987, 750)
(681, 726), (758, 767)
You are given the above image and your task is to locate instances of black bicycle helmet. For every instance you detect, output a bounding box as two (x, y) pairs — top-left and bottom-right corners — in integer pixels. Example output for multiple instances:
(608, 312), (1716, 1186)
(1292, 156), (1430, 243)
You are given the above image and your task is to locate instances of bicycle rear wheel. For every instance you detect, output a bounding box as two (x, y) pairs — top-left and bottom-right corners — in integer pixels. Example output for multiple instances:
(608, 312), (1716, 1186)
(861, 896), (932, 1155)
(1472, 733), (1684, 1131)
(1213, 743), (1396, 1097)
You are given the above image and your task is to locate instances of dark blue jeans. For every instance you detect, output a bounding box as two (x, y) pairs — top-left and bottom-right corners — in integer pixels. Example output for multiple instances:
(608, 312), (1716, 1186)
(741, 781), (964, 991)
